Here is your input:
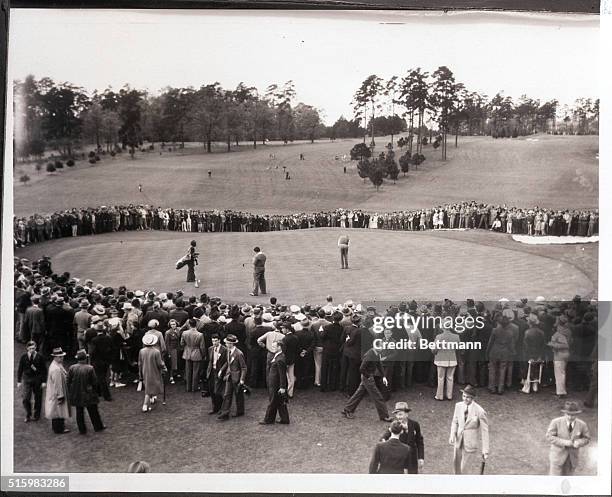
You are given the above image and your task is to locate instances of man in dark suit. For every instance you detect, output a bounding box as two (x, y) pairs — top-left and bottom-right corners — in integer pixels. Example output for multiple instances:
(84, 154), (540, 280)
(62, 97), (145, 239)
(369, 420), (412, 474)
(320, 312), (343, 392)
(217, 334), (247, 420)
(17, 341), (48, 422)
(380, 402), (425, 473)
(259, 337), (289, 425)
(67, 350), (106, 434)
(23, 297), (46, 349)
(89, 326), (114, 401)
(44, 296), (74, 356)
(206, 334), (227, 414)
(339, 314), (364, 396)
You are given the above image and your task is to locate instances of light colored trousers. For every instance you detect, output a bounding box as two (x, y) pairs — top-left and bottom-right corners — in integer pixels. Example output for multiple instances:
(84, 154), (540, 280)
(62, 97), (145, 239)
(286, 364), (295, 397)
(313, 346), (323, 386)
(453, 446), (480, 474)
(436, 365), (456, 400)
(554, 360), (568, 395)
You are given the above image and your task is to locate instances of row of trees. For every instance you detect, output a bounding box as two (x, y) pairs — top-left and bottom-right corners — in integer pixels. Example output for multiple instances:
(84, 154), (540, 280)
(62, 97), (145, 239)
(13, 76), (339, 161)
(352, 67), (599, 161)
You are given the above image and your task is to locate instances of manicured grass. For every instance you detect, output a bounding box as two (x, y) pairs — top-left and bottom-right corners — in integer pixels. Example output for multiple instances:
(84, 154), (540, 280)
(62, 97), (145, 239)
(13, 134), (598, 217)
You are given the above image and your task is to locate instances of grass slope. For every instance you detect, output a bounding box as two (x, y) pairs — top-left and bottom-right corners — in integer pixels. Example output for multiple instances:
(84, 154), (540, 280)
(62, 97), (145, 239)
(13, 134), (598, 216)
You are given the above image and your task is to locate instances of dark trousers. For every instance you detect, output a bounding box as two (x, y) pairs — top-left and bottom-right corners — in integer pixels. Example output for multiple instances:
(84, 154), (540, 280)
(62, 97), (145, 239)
(22, 380), (43, 418)
(75, 404), (104, 433)
(185, 360), (201, 392)
(340, 356), (361, 395)
(252, 271), (266, 295)
(295, 353), (314, 389)
(220, 379), (244, 416)
(247, 349), (266, 388)
(186, 261), (196, 282)
(93, 362), (111, 400)
(264, 391), (290, 424)
(320, 352), (340, 391)
(51, 418), (66, 434)
(344, 375), (389, 420)
(340, 247), (349, 268)
(207, 369), (223, 412)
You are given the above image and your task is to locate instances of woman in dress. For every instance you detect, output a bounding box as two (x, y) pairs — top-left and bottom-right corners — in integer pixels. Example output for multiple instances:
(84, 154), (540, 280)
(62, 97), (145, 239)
(138, 334), (167, 412)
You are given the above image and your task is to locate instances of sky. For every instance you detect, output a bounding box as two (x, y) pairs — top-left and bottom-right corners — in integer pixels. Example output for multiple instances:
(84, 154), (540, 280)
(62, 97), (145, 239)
(8, 9), (599, 125)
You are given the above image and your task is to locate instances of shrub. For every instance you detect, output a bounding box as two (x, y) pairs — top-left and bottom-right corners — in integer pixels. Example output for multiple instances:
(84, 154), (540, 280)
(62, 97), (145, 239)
(432, 140), (440, 149)
(422, 137), (428, 145)
(20, 174), (30, 185)
(66, 159), (75, 167)
(88, 151), (96, 158)
(95, 155), (101, 162)
(89, 158), (96, 165)
(101, 150), (106, 155)
(350, 143), (372, 161)
(149, 144), (155, 150)
(54, 160), (63, 169)
(110, 151), (116, 157)
(399, 151), (411, 175)
(46, 163), (56, 172)
(413, 153), (426, 166)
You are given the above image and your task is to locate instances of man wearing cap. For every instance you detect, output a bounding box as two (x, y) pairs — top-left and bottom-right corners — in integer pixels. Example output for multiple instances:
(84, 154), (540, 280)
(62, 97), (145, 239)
(381, 402), (424, 473)
(449, 385), (489, 474)
(23, 296), (46, 351)
(217, 334), (247, 420)
(68, 350), (106, 434)
(338, 234), (350, 269)
(45, 348), (71, 434)
(369, 420), (412, 474)
(259, 336), (290, 425)
(249, 246), (267, 297)
(546, 401), (591, 475)
(73, 299), (92, 351)
(89, 324), (114, 401)
(17, 341), (47, 422)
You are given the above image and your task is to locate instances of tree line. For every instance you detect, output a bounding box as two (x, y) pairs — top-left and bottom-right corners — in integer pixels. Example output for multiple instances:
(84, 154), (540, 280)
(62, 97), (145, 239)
(352, 66), (599, 161)
(13, 76), (364, 162)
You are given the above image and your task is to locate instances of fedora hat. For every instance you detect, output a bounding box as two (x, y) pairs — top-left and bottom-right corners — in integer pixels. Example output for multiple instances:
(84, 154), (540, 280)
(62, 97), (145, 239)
(92, 304), (106, 315)
(224, 334), (238, 344)
(392, 401), (411, 413)
(122, 302), (133, 311)
(142, 333), (158, 346)
(51, 347), (66, 357)
(460, 385), (477, 397)
(561, 401), (582, 415)
(75, 349), (89, 361)
(79, 299), (90, 308)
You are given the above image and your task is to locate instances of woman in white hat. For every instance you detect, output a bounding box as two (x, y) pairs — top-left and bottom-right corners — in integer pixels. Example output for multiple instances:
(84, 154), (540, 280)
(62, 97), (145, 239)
(138, 334), (167, 412)
(45, 347), (71, 433)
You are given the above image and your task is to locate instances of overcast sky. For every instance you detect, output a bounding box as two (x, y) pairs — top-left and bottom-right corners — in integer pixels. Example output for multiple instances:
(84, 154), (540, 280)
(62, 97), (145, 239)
(9, 9), (599, 125)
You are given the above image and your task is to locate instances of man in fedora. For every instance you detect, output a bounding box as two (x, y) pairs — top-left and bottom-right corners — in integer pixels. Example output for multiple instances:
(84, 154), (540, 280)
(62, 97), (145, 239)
(45, 347), (71, 434)
(17, 341), (47, 422)
(217, 334), (247, 420)
(546, 401), (591, 475)
(449, 385), (489, 474)
(68, 350), (106, 434)
(380, 402), (425, 474)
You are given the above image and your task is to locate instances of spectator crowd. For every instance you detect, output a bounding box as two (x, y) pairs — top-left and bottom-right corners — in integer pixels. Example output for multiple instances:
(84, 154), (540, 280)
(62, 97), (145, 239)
(13, 202), (598, 247)
(14, 254), (598, 425)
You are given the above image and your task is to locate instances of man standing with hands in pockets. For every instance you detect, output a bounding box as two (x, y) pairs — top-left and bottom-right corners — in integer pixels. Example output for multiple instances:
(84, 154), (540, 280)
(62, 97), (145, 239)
(338, 234), (350, 269)
(449, 385), (489, 474)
